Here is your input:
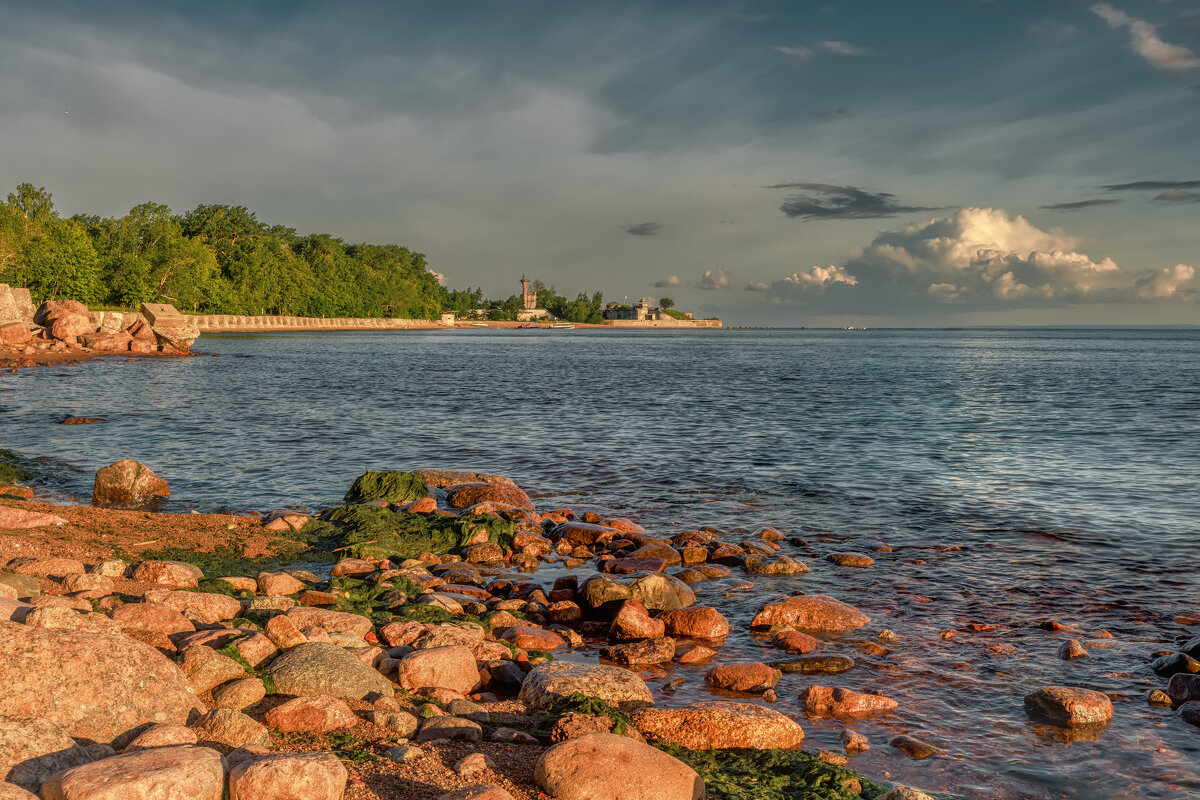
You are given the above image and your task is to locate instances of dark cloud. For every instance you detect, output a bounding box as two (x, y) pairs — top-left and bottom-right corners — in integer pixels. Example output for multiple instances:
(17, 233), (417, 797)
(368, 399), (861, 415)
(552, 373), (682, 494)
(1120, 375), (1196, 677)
(1102, 179), (1200, 191)
(624, 222), (661, 235)
(766, 182), (939, 220)
(1152, 189), (1200, 204)
(1039, 198), (1122, 211)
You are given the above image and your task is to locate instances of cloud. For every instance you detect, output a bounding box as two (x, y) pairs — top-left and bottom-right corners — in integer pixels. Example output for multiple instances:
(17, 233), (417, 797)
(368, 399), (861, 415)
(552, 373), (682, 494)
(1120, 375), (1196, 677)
(652, 275), (680, 288)
(1090, 4), (1200, 71)
(837, 207), (1195, 307)
(745, 280), (769, 291)
(697, 268), (730, 290)
(818, 41), (869, 56)
(1135, 264), (1196, 298)
(1028, 20), (1078, 44)
(624, 222), (661, 235)
(428, 269), (447, 286)
(1039, 198), (1122, 211)
(772, 45), (814, 59)
(1103, 179), (1200, 191)
(773, 41), (868, 60)
(767, 182), (939, 220)
(766, 265), (858, 302)
(1152, 189), (1200, 204)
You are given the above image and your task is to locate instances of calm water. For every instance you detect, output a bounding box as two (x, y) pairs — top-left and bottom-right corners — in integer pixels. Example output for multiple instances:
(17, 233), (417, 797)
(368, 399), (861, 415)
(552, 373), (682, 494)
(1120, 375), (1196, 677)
(3, 328), (1199, 799)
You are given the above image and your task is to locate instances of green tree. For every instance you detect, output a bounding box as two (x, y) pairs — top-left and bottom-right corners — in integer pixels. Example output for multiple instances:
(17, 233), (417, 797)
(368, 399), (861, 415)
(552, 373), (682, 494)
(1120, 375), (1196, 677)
(658, 296), (675, 309)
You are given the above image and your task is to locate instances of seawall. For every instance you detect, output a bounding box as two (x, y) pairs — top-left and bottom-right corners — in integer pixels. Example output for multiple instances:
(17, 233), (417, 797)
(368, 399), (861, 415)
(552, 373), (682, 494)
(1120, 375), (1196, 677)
(606, 318), (722, 328)
(188, 314), (442, 332)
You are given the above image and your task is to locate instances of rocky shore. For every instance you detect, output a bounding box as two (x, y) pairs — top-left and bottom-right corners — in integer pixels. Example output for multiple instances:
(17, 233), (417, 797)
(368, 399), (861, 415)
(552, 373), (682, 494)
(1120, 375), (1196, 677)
(0, 290), (201, 370)
(1, 459), (1193, 799)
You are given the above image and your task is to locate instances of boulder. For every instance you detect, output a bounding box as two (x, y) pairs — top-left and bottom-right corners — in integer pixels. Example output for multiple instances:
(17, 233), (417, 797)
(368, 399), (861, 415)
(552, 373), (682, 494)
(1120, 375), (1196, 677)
(496, 626), (566, 652)
(23, 607), (117, 634)
(211, 678), (268, 711)
(140, 303), (200, 352)
(0, 716), (92, 792)
(144, 590), (241, 625)
(1167, 673), (1200, 705)
(602, 638), (676, 666)
(257, 572), (305, 596)
(193, 709), (270, 749)
(268, 642), (394, 699)
(123, 724), (198, 751)
(228, 752), (347, 800)
(660, 607), (729, 640)
(632, 702), (804, 749)
(129, 561), (199, 588)
(284, 606), (372, 639)
(1023, 687), (1113, 727)
(264, 696), (356, 733)
(111, 603), (194, 635)
(580, 573), (694, 612)
(416, 717), (483, 742)
(0, 508), (67, 530)
(445, 482), (534, 511)
(0, 623), (204, 744)
(518, 662), (653, 712)
(705, 663), (781, 693)
(750, 596), (870, 633)
(0, 575), (38, 600)
(92, 460), (170, 507)
(39, 745), (223, 800)
(609, 599), (664, 640)
(177, 646), (247, 693)
(0, 323), (30, 346)
(800, 686), (899, 719)
(0, 783), (37, 800)
(395, 645), (481, 695)
(534, 733), (704, 800)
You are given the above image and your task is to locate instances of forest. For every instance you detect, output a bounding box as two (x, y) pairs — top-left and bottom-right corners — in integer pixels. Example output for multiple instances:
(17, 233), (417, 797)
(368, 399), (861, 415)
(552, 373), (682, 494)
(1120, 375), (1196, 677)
(0, 183), (606, 322)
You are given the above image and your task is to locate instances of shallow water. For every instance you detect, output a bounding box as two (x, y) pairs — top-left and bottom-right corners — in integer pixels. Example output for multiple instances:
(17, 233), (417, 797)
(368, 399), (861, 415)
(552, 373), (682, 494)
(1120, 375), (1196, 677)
(3, 328), (1199, 798)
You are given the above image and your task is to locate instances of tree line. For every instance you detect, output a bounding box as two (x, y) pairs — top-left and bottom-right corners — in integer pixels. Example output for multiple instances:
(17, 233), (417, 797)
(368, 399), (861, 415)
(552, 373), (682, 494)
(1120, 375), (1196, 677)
(0, 183), (606, 322)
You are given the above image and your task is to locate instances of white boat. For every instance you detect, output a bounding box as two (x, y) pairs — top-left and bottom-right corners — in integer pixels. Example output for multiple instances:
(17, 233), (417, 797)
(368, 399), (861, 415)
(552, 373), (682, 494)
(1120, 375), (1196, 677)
(551, 322), (576, 329)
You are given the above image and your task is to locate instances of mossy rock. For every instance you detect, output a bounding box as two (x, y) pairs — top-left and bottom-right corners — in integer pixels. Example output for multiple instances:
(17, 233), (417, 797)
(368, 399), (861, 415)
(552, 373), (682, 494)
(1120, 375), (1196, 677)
(0, 449), (30, 485)
(344, 471), (429, 504)
(658, 746), (886, 800)
(300, 505), (514, 561)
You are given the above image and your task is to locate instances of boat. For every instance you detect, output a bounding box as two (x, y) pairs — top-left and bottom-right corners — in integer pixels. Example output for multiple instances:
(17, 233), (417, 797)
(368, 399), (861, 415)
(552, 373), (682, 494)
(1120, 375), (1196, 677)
(551, 322), (576, 329)
(518, 323), (541, 329)
(468, 322), (488, 327)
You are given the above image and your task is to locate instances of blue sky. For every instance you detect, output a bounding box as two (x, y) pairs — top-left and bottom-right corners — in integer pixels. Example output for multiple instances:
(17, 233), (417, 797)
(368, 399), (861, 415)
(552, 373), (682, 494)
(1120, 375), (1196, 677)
(1, 1), (1197, 325)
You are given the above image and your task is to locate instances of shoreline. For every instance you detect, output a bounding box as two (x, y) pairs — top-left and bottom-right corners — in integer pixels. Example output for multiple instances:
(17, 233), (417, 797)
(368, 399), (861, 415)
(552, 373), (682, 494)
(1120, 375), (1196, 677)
(0, 466), (924, 800)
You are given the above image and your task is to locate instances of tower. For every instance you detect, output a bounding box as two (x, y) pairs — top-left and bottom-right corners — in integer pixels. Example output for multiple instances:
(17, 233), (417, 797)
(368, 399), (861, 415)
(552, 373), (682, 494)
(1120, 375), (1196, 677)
(521, 276), (537, 310)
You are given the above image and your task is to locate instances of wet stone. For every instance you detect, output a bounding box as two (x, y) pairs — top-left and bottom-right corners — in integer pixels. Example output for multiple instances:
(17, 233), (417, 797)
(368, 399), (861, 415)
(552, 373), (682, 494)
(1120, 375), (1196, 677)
(889, 734), (943, 759)
(769, 655), (855, 674)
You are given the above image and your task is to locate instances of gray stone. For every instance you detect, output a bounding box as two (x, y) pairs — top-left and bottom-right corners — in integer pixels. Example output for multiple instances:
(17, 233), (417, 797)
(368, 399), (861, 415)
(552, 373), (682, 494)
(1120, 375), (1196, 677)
(415, 717), (482, 742)
(385, 745), (422, 763)
(0, 575), (39, 600)
(268, 642), (393, 699)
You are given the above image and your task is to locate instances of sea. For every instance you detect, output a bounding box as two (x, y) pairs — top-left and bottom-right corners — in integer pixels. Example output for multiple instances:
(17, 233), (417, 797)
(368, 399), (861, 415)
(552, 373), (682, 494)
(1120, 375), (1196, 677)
(3, 327), (1199, 799)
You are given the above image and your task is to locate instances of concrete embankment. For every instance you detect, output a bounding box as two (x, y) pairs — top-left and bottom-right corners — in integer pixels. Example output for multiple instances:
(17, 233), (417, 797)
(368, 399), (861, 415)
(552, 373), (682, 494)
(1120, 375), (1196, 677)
(186, 314), (443, 332)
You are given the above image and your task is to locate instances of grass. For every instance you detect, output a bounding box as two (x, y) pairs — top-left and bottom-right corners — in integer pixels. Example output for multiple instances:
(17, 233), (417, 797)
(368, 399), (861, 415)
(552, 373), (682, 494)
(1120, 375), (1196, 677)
(215, 634), (276, 695)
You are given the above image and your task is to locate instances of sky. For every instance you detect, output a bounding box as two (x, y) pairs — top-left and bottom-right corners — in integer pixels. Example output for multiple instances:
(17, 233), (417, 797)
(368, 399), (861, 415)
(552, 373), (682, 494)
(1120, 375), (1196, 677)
(1, 1), (1198, 326)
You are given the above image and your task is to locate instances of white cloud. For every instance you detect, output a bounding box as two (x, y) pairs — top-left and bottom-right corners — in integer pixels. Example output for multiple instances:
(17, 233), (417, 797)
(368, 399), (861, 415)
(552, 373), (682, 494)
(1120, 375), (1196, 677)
(428, 269), (447, 286)
(1090, 4), (1200, 71)
(841, 207), (1195, 306)
(652, 275), (680, 287)
(818, 41), (869, 56)
(1135, 264), (1195, 299)
(766, 265), (858, 302)
(698, 268), (730, 290)
(745, 280), (769, 291)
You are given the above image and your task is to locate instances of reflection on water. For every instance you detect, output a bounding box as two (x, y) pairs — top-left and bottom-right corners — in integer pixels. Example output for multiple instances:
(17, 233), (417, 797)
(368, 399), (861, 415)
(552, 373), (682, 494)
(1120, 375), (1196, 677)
(2, 328), (1199, 798)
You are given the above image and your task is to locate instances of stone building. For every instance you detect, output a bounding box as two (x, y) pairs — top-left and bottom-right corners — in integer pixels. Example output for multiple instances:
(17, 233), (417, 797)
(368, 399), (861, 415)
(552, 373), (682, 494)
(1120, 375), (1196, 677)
(517, 277), (550, 321)
(603, 297), (673, 321)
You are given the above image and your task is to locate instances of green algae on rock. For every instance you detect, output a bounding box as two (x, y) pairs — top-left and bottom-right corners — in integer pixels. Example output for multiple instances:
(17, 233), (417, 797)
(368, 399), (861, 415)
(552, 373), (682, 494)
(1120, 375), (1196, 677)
(343, 471), (429, 504)
(0, 448), (30, 484)
(658, 746), (886, 800)
(301, 505), (514, 561)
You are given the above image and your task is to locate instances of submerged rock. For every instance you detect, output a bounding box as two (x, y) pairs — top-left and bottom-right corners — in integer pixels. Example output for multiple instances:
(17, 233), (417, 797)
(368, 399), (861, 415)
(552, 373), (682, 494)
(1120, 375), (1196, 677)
(751, 595), (869, 633)
(1023, 686), (1113, 727)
